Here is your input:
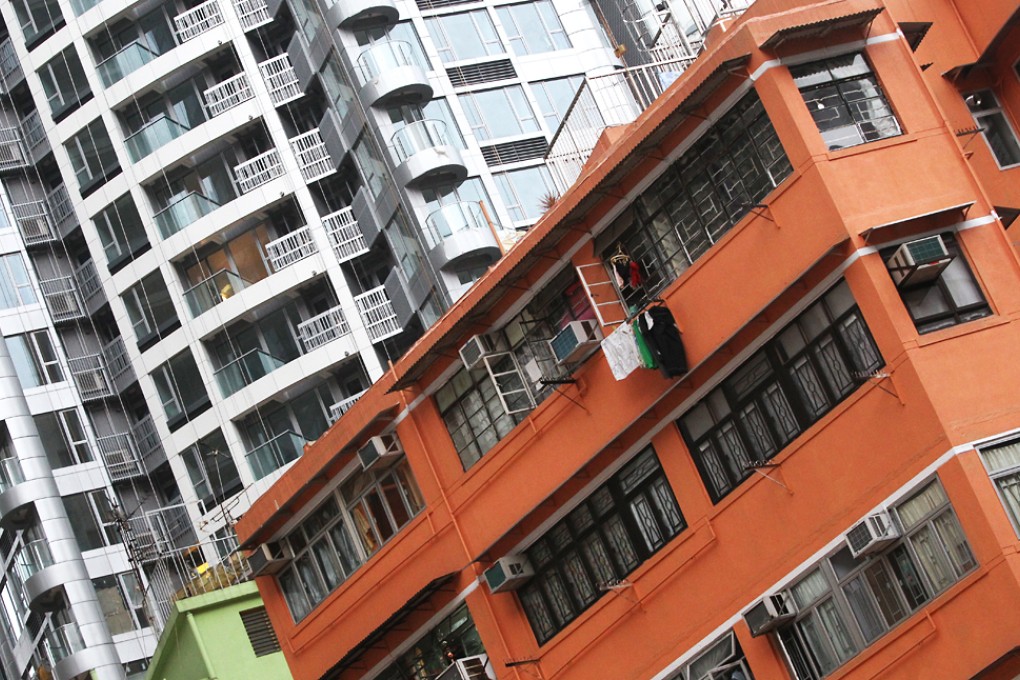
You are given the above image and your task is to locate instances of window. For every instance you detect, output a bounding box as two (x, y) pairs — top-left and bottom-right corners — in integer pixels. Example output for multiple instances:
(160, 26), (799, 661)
(494, 165), (557, 223)
(94, 195), (150, 272)
(426, 10), (504, 62)
(437, 368), (520, 469)
(966, 89), (1020, 168)
(882, 233), (990, 334)
(7, 331), (63, 388)
(790, 52), (901, 150)
(123, 271), (179, 350)
(496, 1), (571, 56)
(11, 0), (64, 46)
(460, 86), (540, 141)
(352, 134), (389, 199)
(376, 603), (486, 680)
(519, 447), (685, 643)
(181, 430), (242, 515)
(34, 410), (91, 468)
(38, 47), (92, 121)
(92, 573), (144, 635)
(319, 51), (355, 121)
(979, 438), (1020, 534)
(678, 281), (883, 503)
(531, 77), (582, 132)
(778, 480), (975, 679)
(0, 253), (37, 308)
(63, 491), (119, 551)
(677, 632), (755, 680)
(64, 119), (120, 196)
(151, 350), (210, 430)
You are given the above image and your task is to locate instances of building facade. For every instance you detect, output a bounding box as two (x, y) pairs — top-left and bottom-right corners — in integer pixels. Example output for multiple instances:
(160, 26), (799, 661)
(236, 0), (1020, 678)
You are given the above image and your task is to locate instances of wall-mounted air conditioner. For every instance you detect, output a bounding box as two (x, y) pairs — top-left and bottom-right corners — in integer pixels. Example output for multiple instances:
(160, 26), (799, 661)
(249, 541), (293, 576)
(548, 320), (600, 365)
(435, 654), (494, 680)
(459, 333), (499, 371)
(886, 235), (953, 288)
(483, 554), (534, 593)
(845, 510), (900, 558)
(357, 434), (403, 471)
(744, 591), (796, 637)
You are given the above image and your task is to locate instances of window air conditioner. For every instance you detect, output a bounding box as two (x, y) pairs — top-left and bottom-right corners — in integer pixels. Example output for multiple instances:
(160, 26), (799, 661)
(249, 541), (293, 576)
(459, 333), (498, 371)
(845, 511), (900, 558)
(435, 654), (494, 680)
(744, 591), (796, 637)
(483, 554), (534, 593)
(886, 235), (953, 288)
(357, 433), (403, 471)
(548, 320), (600, 365)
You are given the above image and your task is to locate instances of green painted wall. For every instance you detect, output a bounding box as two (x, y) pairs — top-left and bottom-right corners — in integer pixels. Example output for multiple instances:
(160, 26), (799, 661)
(145, 582), (292, 680)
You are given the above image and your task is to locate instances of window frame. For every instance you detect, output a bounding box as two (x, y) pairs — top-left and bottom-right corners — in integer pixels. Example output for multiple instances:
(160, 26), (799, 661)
(426, 10), (504, 63)
(8, 331), (63, 388)
(459, 85), (541, 141)
(496, 0), (572, 56)
(978, 437), (1020, 536)
(965, 89), (1020, 169)
(0, 253), (38, 309)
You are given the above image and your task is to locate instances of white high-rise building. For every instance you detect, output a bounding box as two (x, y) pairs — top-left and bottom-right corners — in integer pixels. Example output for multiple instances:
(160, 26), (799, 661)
(0, 0), (742, 675)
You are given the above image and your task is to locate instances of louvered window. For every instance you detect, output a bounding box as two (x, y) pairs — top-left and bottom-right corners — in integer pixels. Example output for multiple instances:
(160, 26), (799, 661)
(445, 59), (516, 87)
(240, 607), (281, 657)
(480, 138), (548, 166)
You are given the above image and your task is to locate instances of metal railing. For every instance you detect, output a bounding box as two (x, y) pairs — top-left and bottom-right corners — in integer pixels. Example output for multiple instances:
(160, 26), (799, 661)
(183, 268), (247, 317)
(47, 184), (75, 228)
(102, 336), (131, 381)
(234, 0), (271, 29)
(258, 55), (302, 105)
(354, 286), (401, 342)
(247, 431), (305, 480)
(297, 305), (350, 352)
(74, 259), (102, 302)
(0, 126), (27, 171)
(233, 148), (284, 193)
(132, 416), (166, 471)
(329, 389), (367, 422)
(126, 504), (193, 561)
(289, 129), (333, 182)
(96, 432), (145, 480)
(39, 277), (86, 322)
(203, 73), (254, 117)
(264, 226), (317, 271)
(97, 40), (160, 87)
(0, 39), (20, 84)
(67, 355), (114, 401)
(20, 111), (45, 151)
(125, 114), (191, 162)
(424, 201), (488, 249)
(174, 0), (225, 42)
(0, 457), (25, 493)
(214, 348), (286, 397)
(154, 191), (220, 238)
(10, 199), (55, 244)
(355, 40), (415, 85)
(391, 119), (449, 162)
(324, 206), (367, 262)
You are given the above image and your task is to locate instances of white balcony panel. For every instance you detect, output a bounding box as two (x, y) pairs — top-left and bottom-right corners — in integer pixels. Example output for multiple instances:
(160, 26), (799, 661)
(203, 73), (254, 117)
(234, 0), (271, 29)
(329, 389), (367, 422)
(297, 305), (350, 352)
(354, 286), (401, 343)
(174, 0), (225, 42)
(289, 129), (334, 182)
(258, 55), (302, 106)
(323, 206), (368, 262)
(264, 226), (317, 271)
(234, 149), (285, 193)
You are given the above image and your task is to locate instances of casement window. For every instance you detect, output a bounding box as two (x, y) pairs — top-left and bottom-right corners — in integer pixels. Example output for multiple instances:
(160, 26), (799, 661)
(92, 573), (144, 635)
(459, 86), (540, 141)
(790, 52), (901, 151)
(64, 119), (120, 196)
(319, 51), (355, 121)
(181, 430), (242, 515)
(352, 134), (390, 200)
(151, 350), (210, 430)
(519, 447), (685, 643)
(7, 331), (63, 389)
(34, 409), (91, 468)
(0, 253), (37, 309)
(494, 165), (558, 223)
(496, 1), (571, 56)
(531, 77), (583, 132)
(438, 367), (522, 469)
(376, 603), (486, 680)
(63, 491), (119, 552)
(978, 438), (1020, 534)
(669, 631), (754, 680)
(123, 271), (179, 350)
(11, 0), (63, 46)
(965, 89), (1020, 168)
(94, 195), (150, 272)
(678, 281), (883, 503)
(37, 47), (92, 121)
(777, 480), (975, 679)
(426, 10), (504, 63)
(881, 232), (990, 334)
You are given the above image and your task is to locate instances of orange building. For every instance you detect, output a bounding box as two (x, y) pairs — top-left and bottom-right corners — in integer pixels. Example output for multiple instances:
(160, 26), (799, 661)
(235, 0), (1020, 678)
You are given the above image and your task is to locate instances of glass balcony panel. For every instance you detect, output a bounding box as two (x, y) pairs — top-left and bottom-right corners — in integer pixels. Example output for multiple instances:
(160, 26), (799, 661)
(97, 41), (160, 88)
(125, 115), (191, 162)
(356, 40), (413, 84)
(391, 119), (448, 162)
(17, 539), (54, 580)
(424, 201), (487, 248)
(183, 268), (246, 317)
(47, 622), (84, 664)
(246, 431), (305, 480)
(213, 348), (285, 397)
(154, 192), (220, 238)
(0, 457), (25, 493)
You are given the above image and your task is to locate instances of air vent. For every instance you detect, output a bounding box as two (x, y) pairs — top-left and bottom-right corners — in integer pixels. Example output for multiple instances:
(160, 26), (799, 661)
(446, 59), (516, 87)
(416, 0), (476, 9)
(481, 138), (549, 167)
(239, 607), (282, 657)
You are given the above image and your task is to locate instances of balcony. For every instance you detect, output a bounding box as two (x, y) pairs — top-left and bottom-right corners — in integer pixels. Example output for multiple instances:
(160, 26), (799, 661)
(154, 192), (221, 239)
(18, 539), (70, 610)
(356, 41), (432, 107)
(234, 0), (271, 30)
(46, 185), (76, 231)
(17, 539), (54, 582)
(263, 226), (317, 271)
(0, 127), (28, 172)
(74, 259), (102, 305)
(289, 129), (333, 183)
(184, 268), (248, 317)
(96, 432), (145, 481)
(67, 355), (114, 401)
(126, 504), (193, 561)
(329, 389), (366, 422)
(11, 200), (57, 245)
(102, 336), (132, 383)
(324, 206), (368, 262)
(0, 39), (23, 92)
(125, 115), (191, 162)
(46, 622), (85, 666)
(246, 431), (305, 480)
(329, 0), (397, 29)
(354, 286), (401, 342)
(424, 202), (501, 271)
(0, 458), (25, 495)
(391, 120), (466, 188)
(20, 111), (45, 154)
(97, 40), (161, 88)
(174, 0), (225, 42)
(39, 278), (86, 323)
(297, 305), (350, 352)
(203, 73), (254, 117)
(258, 55), (302, 106)
(133, 416), (167, 472)
(214, 348), (286, 398)
(233, 149), (285, 193)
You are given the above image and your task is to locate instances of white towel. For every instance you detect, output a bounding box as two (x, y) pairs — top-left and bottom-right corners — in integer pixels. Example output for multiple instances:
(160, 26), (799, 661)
(601, 323), (642, 381)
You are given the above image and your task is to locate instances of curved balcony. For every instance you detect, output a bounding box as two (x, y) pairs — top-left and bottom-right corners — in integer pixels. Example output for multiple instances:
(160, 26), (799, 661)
(19, 539), (72, 611)
(47, 621), (91, 679)
(328, 0), (398, 29)
(356, 41), (432, 107)
(0, 458), (44, 527)
(424, 202), (501, 271)
(391, 120), (466, 188)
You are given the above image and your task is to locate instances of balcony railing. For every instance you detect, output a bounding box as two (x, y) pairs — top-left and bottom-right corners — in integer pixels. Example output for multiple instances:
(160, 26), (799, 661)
(0, 457), (25, 493)
(297, 305), (350, 352)
(329, 389), (367, 422)
(47, 185), (75, 228)
(16, 539), (54, 581)
(424, 201), (488, 249)
(125, 114), (191, 162)
(20, 111), (45, 151)
(0, 39), (20, 85)
(258, 55), (302, 105)
(174, 0), (225, 42)
(126, 504), (192, 561)
(233, 149), (284, 193)
(96, 432), (145, 480)
(247, 431), (305, 480)
(214, 348), (286, 397)
(323, 206), (368, 262)
(10, 200), (56, 244)
(67, 355), (114, 401)
(0, 127), (27, 171)
(289, 129), (333, 182)
(203, 73), (254, 117)
(154, 192), (220, 238)
(132, 416), (165, 470)
(183, 268), (247, 317)
(355, 40), (415, 85)
(46, 622), (84, 665)
(102, 336), (131, 381)
(234, 0), (271, 29)
(264, 226), (317, 271)
(354, 286), (401, 342)
(391, 119), (449, 163)
(74, 259), (102, 302)
(39, 277), (86, 322)
(97, 40), (161, 87)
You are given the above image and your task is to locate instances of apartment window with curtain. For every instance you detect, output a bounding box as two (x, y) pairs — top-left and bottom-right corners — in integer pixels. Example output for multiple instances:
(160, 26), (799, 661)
(790, 52), (901, 151)
(979, 438), (1020, 534)
(965, 89), (1020, 168)
(64, 119), (121, 196)
(496, 1), (571, 56)
(151, 350), (210, 430)
(7, 331), (63, 388)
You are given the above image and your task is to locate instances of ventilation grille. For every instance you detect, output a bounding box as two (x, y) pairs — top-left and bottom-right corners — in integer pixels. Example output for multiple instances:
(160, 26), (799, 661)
(481, 137), (549, 166)
(446, 59), (516, 87)
(416, 0), (476, 10)
(240, 607), (282, 657)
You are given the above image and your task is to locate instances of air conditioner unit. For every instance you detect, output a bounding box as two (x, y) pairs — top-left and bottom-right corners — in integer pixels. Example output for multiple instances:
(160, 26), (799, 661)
(357, 433), (403, 471)
(459, 333), (498, 371)
(20, 217), (50, 240)
(75, 369), (109, 396)
(548, 320), (600, 365)
(47, 291), (81, 317)
(886, 235), (953, 288)
(248, 541), (293, 576)
(483, 555), (534, 593)
(744, 591), (796, 637)
(435, 654), (494, 680)
(846, 511), (900, 558)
